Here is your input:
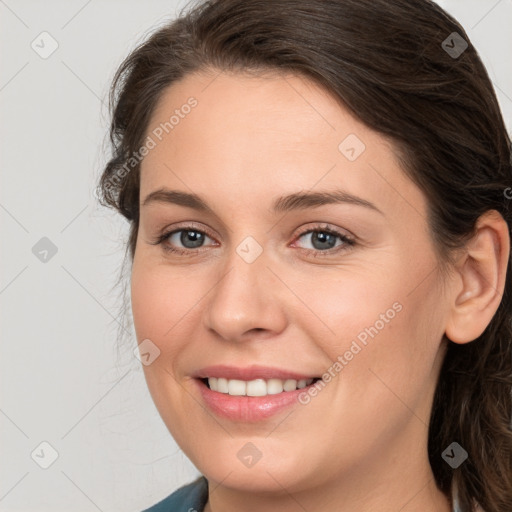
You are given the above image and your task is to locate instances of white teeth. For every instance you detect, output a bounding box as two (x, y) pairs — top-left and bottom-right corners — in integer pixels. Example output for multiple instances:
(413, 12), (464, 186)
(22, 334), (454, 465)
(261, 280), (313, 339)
(246, 379), (266, 396)
(217, 377), (228, 393)
(209, 377), (218, 390)
(267, 378), (283, 394)
(283, 379), (298, 392)
(228, 379), (246, 396)
(207, 377), (315, 395)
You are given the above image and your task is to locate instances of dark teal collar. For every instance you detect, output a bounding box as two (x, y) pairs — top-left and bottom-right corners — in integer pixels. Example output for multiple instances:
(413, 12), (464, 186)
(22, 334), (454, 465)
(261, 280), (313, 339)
(142, 476), (208, 512)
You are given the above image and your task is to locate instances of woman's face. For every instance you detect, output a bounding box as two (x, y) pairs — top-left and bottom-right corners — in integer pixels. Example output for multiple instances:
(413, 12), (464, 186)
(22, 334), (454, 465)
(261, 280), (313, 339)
(131, 70), (451, 497)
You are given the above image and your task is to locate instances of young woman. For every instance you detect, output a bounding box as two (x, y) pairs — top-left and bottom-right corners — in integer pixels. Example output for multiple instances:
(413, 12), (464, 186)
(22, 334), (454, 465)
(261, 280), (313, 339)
(97, 0), (512, 510)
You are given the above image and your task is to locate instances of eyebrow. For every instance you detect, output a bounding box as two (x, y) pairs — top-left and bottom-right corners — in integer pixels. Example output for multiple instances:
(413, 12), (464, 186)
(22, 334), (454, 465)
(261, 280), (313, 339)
(142, 187), (383, 215)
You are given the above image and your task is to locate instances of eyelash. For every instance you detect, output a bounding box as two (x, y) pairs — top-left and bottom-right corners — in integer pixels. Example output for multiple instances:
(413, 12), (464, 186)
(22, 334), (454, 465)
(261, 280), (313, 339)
(151, 223), (356, 258)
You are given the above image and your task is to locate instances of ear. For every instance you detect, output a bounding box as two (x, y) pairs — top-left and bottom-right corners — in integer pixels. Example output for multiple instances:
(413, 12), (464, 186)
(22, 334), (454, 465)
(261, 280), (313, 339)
(445, 210), (510, 344)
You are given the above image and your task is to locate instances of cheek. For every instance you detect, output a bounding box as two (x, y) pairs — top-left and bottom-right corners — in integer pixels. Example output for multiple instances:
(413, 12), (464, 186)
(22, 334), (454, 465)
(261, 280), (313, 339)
(296, 265), (444, 408)
(296, 269), (406, 357)
(130, 268), (163, 345)
(130, 263), (198, 425)
(130, 261), (201, 353)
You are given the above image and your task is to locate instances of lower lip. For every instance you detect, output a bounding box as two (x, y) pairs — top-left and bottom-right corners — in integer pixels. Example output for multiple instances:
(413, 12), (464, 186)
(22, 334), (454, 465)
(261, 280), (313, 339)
(195, 378), (316, 422)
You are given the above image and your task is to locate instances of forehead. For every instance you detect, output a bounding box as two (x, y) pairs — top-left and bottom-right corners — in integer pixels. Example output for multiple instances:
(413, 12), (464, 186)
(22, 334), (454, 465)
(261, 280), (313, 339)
(139, 70), (425, 220)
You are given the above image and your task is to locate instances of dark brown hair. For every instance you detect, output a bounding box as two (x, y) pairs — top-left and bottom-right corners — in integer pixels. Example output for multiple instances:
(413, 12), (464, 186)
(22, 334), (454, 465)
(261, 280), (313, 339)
(97, 0), (512, 510)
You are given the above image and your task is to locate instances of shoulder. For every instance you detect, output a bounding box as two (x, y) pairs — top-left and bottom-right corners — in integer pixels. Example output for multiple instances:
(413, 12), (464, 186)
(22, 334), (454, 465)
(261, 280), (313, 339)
(141, 476), (208, 512)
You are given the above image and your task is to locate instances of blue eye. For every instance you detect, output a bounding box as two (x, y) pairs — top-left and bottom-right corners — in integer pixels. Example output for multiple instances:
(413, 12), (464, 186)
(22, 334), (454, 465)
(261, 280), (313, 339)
(168, 229), (211, 249)
(155, 227), (216, 255)
(152, 223), (355, 257)
(295, 228), (353, 253)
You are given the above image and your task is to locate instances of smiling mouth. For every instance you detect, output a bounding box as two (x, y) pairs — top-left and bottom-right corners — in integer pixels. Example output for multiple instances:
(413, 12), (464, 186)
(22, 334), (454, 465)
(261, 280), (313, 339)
(200, 376), (321, 397)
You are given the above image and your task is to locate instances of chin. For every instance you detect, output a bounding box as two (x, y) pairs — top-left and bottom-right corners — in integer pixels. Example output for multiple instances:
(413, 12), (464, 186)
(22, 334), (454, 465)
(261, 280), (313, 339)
(185, 440), (317, 493)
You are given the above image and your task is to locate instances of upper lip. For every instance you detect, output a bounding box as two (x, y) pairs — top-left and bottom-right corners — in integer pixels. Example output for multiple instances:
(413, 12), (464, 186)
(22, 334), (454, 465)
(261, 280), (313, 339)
(193, 364), (319, 381)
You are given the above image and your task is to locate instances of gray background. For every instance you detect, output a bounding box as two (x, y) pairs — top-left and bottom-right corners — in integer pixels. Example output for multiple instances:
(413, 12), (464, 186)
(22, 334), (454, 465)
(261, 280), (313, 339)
(1, 1), (511, 511)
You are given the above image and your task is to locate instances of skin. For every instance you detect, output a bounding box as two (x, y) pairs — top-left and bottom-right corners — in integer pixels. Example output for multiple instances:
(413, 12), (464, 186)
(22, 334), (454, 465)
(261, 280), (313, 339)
(130, 69), (509, 512)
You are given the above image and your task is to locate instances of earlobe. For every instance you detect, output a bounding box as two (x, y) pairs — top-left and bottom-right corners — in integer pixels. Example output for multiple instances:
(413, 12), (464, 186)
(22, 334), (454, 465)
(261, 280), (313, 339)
(445, 210), (510, 344)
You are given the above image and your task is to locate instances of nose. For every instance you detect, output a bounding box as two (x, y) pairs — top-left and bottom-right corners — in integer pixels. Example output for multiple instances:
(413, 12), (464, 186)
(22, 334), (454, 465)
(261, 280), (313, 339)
(203, 242), (288, 343)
